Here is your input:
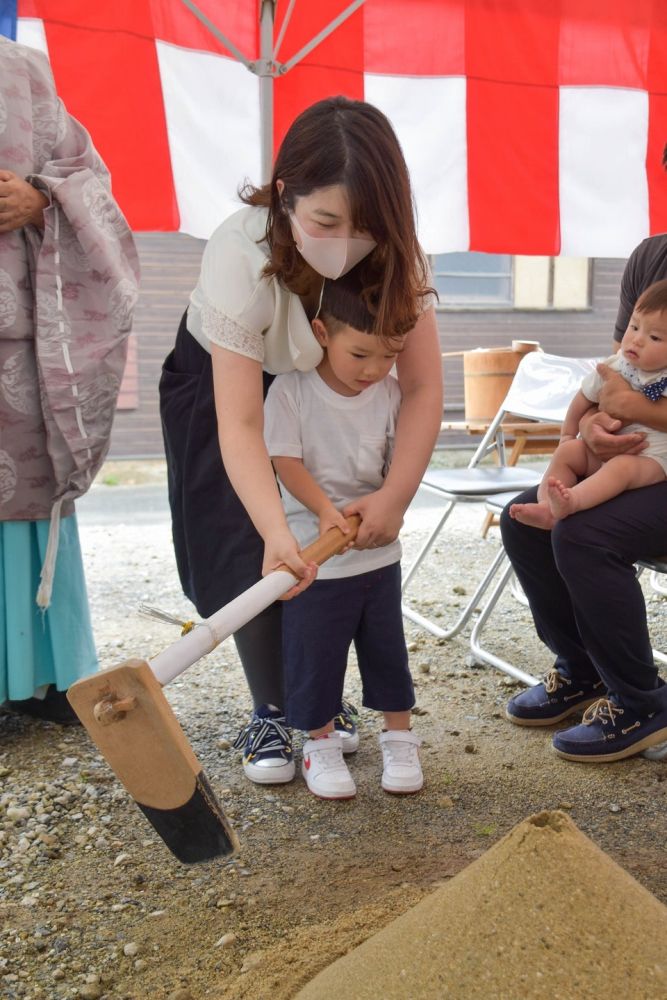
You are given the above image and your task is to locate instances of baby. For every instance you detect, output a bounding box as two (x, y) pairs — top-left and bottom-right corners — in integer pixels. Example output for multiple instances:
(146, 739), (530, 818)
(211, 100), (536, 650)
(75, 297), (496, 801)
(511, 279), (667, 529)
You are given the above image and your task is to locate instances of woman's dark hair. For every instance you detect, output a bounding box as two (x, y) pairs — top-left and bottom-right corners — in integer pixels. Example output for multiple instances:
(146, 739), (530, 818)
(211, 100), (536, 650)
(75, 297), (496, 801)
(240, 96), (432, 338)
(635, 279), (667, 315)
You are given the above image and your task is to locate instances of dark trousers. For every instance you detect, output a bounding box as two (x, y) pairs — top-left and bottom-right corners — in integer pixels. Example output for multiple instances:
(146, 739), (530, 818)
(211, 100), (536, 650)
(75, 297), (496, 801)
(159, 313), (283, 709)
(500, 483), (667, 715)
(282, 563), (415, 731)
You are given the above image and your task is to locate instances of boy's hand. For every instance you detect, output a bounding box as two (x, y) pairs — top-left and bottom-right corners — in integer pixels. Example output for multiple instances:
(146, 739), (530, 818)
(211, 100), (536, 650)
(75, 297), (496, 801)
(317, 507), (354, 552)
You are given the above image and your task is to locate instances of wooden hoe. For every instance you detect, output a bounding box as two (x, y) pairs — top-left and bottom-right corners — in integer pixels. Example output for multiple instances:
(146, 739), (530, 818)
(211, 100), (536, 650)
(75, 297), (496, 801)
(67, 518), (359, 865)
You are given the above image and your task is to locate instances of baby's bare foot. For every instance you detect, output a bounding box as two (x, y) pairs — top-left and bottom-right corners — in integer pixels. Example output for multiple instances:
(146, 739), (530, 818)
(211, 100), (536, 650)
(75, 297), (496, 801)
(509, 501), (555, 530)
(546, 477), (578, 520)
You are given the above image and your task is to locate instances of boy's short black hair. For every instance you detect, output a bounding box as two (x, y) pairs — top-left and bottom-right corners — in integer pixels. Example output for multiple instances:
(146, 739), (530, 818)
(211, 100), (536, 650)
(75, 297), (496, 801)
(635, 278), (667, 315)
(319, 265), (377, 334)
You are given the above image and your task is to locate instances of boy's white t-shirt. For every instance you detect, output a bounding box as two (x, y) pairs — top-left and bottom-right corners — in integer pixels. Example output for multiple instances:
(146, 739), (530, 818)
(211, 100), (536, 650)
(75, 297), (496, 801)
(264, 369), (402, 579)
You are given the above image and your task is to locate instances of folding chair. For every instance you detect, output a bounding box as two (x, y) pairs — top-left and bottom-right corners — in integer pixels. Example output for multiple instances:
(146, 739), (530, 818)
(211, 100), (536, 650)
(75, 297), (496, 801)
(402, 352), (600, 681)
(637, 557), (667, 668)
(647, 563), (667, 597)
(636, 558), (667, 760)
(468, 491), (536, 684)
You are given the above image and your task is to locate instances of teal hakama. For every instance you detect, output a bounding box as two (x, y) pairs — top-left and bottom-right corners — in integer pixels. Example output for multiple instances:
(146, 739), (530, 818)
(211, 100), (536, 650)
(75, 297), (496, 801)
(0, 515), (98, 704)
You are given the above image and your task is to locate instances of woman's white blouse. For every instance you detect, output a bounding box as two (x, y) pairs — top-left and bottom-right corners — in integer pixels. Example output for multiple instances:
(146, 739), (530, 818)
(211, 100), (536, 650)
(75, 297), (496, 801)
(187, 206), (324, 375)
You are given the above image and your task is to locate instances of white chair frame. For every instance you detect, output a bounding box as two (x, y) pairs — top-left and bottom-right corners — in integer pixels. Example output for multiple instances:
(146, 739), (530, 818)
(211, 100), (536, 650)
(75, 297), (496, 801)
(635, 559), (667, 759)
(402, 352), (601, 683)
(466, 492), (537, 685)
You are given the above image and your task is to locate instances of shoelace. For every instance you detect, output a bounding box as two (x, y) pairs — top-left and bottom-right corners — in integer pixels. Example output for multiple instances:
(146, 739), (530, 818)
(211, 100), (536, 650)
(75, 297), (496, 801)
(341, 698), (359, 720)
(544, 669), (570, 694)
(334, 707), (357, 732)
(334, 698), (359, 728)
(582, 697), (623, 728)
(233, 715), (292, 754)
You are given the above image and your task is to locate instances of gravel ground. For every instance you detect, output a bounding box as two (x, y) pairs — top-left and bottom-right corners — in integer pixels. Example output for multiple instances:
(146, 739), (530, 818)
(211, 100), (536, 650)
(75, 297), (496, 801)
(1, 461), (666, 999)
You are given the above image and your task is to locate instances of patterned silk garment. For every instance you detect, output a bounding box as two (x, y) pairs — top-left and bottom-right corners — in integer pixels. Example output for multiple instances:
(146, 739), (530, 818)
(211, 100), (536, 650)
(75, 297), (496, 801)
(0, 36), (140, 604)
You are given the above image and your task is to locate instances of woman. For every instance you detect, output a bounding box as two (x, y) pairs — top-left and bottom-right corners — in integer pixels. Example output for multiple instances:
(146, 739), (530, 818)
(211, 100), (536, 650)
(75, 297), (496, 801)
(160, 96), (443, 783)
(0, 37), (139, 724)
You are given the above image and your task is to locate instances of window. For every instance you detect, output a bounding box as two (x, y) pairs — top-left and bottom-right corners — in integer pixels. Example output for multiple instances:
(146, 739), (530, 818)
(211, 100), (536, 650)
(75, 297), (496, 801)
(430, 254), (590, 310)
(430, 252), (512, 306)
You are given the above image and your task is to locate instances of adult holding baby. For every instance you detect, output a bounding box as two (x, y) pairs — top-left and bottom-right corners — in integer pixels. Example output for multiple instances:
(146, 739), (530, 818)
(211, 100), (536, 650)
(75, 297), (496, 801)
(501, 144), (667, 761)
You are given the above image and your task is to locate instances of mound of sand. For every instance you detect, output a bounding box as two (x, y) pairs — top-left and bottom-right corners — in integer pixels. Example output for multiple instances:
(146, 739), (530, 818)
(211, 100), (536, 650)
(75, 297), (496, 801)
(296, 810), (667, 999)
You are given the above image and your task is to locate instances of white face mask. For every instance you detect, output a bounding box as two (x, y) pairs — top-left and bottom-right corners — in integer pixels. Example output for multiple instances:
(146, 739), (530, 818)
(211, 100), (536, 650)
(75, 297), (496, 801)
(289, 210), (376, 279)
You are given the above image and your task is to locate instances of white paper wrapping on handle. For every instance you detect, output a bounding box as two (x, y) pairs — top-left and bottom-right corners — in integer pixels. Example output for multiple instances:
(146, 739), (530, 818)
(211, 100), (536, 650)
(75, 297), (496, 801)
(149, 570), (295, 686)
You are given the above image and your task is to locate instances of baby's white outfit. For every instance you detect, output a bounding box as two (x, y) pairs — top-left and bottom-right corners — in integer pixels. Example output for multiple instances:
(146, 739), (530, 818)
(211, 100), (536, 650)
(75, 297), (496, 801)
(581, 354), (667, 474)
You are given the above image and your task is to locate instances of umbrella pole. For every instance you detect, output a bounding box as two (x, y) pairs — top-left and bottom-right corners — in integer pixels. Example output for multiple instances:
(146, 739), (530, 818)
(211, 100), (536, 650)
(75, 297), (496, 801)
(259, 0), (275, 183)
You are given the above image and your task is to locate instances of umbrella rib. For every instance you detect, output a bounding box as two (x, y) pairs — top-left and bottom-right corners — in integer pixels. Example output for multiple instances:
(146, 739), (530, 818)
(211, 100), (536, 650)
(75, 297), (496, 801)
(273, 0), (297, 61)
(179, 0), (253, 68)
(280, 0), (367, 75)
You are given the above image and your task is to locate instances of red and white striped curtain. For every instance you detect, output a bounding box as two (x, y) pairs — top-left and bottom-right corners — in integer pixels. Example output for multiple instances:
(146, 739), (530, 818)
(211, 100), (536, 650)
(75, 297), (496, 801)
(14, 0), (667, 255)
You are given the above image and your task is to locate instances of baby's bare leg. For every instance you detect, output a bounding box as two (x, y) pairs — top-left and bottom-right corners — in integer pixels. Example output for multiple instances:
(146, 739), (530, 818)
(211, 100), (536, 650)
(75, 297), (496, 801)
(547, 455), (666, 520)
(536, 439), (599, 501)
(510, 439), (599, 529)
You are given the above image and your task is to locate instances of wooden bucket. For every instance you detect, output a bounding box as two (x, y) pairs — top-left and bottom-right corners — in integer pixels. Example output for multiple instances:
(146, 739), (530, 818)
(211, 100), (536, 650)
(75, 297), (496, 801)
(463, 343), (539, 421)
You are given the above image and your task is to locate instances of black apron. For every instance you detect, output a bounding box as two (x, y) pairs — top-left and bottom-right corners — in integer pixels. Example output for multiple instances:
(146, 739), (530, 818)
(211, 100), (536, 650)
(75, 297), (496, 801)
(159, 311), (275, 618)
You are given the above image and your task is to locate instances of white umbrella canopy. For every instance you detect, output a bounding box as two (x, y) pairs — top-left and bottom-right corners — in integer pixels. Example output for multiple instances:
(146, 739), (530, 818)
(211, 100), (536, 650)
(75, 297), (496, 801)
(10, 0), (667, 254)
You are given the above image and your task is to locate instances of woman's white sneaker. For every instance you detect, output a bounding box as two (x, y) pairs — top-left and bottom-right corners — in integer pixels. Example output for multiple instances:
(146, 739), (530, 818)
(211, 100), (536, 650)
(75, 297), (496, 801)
(232, 705), (295, 784)
(302, 733), (356, 799)
(379, 730), (423, 794)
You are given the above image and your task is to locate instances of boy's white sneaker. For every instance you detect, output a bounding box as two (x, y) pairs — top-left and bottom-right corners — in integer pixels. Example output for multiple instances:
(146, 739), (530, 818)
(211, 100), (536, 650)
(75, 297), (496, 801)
(379, 730), (423, 794)
(302, 733), (356, 800)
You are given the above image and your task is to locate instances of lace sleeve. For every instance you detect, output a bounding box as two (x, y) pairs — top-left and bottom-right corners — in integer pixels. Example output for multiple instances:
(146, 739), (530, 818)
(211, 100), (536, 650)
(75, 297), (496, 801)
(420, 288), (439, 312)
(420, 258), (438, 312)
(201, 302), (265, 364)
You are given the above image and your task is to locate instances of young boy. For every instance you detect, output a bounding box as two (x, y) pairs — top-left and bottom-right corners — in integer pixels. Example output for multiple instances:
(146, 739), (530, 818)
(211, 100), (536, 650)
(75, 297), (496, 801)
(263, 269), (422, 800)
(511, 279), (667, 529)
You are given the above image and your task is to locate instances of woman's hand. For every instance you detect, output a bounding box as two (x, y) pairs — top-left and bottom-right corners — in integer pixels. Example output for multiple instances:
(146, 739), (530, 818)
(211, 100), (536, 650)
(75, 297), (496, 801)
(343, 488), (403, 549)
(579, 408), (646, 461)
(0, 171), (49, 231)
(262, 527), (318, 601)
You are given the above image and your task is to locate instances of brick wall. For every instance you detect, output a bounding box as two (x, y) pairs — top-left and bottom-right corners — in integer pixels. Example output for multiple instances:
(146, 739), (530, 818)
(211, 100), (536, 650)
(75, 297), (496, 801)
(108, 234), (627, 458)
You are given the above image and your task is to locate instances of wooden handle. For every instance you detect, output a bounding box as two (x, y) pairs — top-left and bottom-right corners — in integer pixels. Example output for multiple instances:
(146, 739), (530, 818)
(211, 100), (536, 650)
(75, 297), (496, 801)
(279, 514), (361, 573)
